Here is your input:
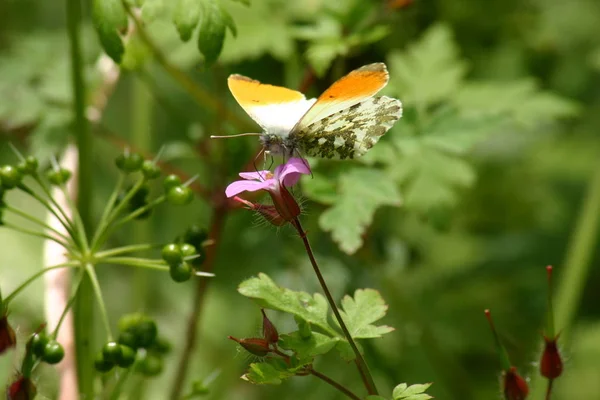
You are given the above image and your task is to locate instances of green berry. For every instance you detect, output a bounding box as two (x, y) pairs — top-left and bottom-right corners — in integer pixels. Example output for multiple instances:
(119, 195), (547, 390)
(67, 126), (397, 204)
(17, 156), (39, 175)
(116, 345), (136, 368)
(118, 331), (138, 349)
(94, 353), (114, 372)
(163, 175), (181, 192)
(0, 165), (22, 189)
(116, 152), (144, 173)
(135, 319), (158, 348)
(161, 243), (182, 265)
(136, 354), (163, 377)
(152, 337), (172, 355)
(169, 262), (192, 282)
(179, 243), (197, 257)
(42, 340), (65, 364)
(183, 225), (208, 247)
(46, 168), (72, 185)
(167, 186), (193, 206)
(102, 341), (122, 363)
(30, 332), (49, 357)
(142, 160), (161, 180)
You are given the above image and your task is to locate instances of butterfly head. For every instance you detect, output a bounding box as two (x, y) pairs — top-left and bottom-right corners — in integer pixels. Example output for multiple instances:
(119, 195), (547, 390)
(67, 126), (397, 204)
(260, 133), (294, 157)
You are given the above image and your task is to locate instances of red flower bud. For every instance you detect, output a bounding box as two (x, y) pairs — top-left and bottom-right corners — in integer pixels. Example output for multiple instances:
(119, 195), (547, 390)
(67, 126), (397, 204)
(503, 366), (529, 400)
(232, 196), (288, 227)
(0, 315), (16, 354)
(7, 376), (37, 400)
(268, 184), (301, 223)
(540, 335), (563, 379)
(261, 310), (279, 344)
(228, 336), (270, 357)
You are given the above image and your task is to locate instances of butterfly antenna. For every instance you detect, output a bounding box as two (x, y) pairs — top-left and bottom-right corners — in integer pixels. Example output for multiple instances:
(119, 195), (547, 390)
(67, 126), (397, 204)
(210, 133), (262, 139)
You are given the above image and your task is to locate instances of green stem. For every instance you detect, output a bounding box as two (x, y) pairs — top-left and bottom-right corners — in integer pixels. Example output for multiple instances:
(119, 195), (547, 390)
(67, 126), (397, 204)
(91, 174), (125, 250)
(529, 167), (600, 399)
(3, 263), (79, 305)
(292, 218), (378, 396)
(3, 222), (74, 251)
(109, 363), (135, 400)
(94, 243), (162, 259)
(60, 182), (90, 252)
(66, 0), (94, 395)
(51, 268), (86, 339)
(309, 369), (361, 400)
(4, 205), (74, 245)
(85, 263), (113, 340)
(25, 178), (78, 240)
(112, 196), (165, 229)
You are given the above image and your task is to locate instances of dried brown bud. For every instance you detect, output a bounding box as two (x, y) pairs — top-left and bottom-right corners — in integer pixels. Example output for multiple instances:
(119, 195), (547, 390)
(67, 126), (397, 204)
(0, 315), (16, 354)
(261, 310), (279, 344)
(540, 335), (563, 379)
(228, 336), (270, 357)
(503, 366), (529, 400)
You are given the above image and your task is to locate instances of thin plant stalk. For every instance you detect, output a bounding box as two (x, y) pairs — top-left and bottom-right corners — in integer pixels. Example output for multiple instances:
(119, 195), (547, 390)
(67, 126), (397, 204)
(292, 218), (378, 396)
(309, 369), (361, 400)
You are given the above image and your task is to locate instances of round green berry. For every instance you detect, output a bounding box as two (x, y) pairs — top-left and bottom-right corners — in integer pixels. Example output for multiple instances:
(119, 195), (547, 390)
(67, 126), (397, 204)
(170, 262), (192, 282)
(179, 243), (197, 257)
(116, 152), (144, 173)
(116, 345), (136, 368)
(17, 156), (39, 175)
(0, 165), (22, 189)
(152, 337), (172, 355)
(135, 319), (158, 348)
(118, 331), (138, 349)
(94, 353), (114, 373)
(136, 354), (163, 377)
(161, 243), (182, 265)
(42, 340), (65, 364)
(183, 225), (208, 247)
(167, 186), (193, 206)
(102, 341), (122, 363)
(30, 332), (49, 357)
(142, 160), (161, 180)
(163, 174), (181, 192)
(46, 168), (72, 185)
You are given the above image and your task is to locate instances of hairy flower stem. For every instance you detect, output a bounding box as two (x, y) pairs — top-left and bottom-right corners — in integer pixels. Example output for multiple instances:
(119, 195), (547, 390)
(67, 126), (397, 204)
(546, 379), (554, 400)
(310, 369), (361, 400)
(292, 218), (378, 396)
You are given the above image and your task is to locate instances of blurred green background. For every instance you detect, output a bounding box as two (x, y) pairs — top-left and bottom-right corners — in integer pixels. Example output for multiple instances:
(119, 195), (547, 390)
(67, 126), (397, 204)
(1, 0), (600, 399)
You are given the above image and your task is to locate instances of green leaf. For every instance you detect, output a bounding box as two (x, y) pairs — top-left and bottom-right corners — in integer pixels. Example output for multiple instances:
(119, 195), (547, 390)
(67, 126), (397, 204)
(92, 0), (127, 62)
(237, 274), (337, 335)
(197, 0), (227, 65)
(173, 0), (203, 42)
(334, 340), (356, 361)
(452, 80), (579, 128)
(387, 23), (466, 108)
(338, 289), (394, 339)
(392, 383), (433, 400)
(306, 40), (348, 77)
(241, 360), (294, 385)
(320, 168), (402, 254)
(141, 0), (166, 23)
(279, 332), (338, 358)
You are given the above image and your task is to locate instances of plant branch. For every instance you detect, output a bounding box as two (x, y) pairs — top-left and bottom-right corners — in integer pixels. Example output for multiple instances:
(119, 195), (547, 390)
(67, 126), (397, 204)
(292, 217), (378, 396)
(3, 263), (79, 305)
(169, 203), (228, 400)
(309, 368), (361, 400)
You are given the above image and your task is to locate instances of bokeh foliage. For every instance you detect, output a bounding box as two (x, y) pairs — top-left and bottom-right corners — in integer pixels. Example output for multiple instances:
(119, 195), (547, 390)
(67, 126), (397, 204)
(1, 0), (600, 399)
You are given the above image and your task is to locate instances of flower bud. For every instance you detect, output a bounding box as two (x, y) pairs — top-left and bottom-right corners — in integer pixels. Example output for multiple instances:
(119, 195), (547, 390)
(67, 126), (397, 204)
(6, 376), (37, 400)
(503, 367), (529, 400)
(269, 184), (301, 223)
(261, 310), (279, 344)
(0, 315), (16, 354)
(540, 335), (563, 379)
(228, 336), (270, 357)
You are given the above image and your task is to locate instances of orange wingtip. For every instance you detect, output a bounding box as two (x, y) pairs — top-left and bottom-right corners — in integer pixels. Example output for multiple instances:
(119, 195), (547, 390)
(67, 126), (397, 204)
(318, 63), (389, 102)
(228, 74), (305, 106)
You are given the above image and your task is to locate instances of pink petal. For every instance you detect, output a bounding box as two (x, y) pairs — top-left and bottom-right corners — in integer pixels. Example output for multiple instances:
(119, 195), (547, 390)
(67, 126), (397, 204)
(239, 170), (272, 181)
(225, 179), (273, 198)
(278, 158), (311, 187)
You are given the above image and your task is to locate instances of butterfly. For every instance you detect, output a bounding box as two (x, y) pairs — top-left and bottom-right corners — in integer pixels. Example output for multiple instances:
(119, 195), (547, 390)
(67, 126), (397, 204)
(213, 63), (402, 160)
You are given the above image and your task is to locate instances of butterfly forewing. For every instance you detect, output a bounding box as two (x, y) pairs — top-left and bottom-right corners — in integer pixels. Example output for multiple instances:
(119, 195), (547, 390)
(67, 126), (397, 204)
(292, 63), (390, 132)
(291, 96), (402, 159)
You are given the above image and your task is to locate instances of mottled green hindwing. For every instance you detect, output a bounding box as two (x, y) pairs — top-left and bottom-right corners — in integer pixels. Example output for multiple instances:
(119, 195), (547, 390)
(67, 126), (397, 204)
(290, 96), (402, 159)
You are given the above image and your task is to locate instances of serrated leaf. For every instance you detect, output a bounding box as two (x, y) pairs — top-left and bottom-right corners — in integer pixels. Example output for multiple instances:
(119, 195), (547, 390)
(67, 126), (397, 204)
(173, 0), (203, 42)
(387, 23), (466, 108)
(92, 0), (127, 62)
(392, 383), (433, 400)
(335, 339), (356, 361)
(337, 289), (394, 339)
(242, 360), (294, 385)
(452, 80), (579, 127)
(279, 332), (338, 358)
(197, 0), (227, 65)
(320, 168), (402, 254)
(238, 274), (337, 336)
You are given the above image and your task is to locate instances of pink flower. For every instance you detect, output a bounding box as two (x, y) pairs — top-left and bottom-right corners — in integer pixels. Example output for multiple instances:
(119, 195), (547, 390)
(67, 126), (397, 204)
(225, 158), (310, 198)
(226, 158), (311, 224)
